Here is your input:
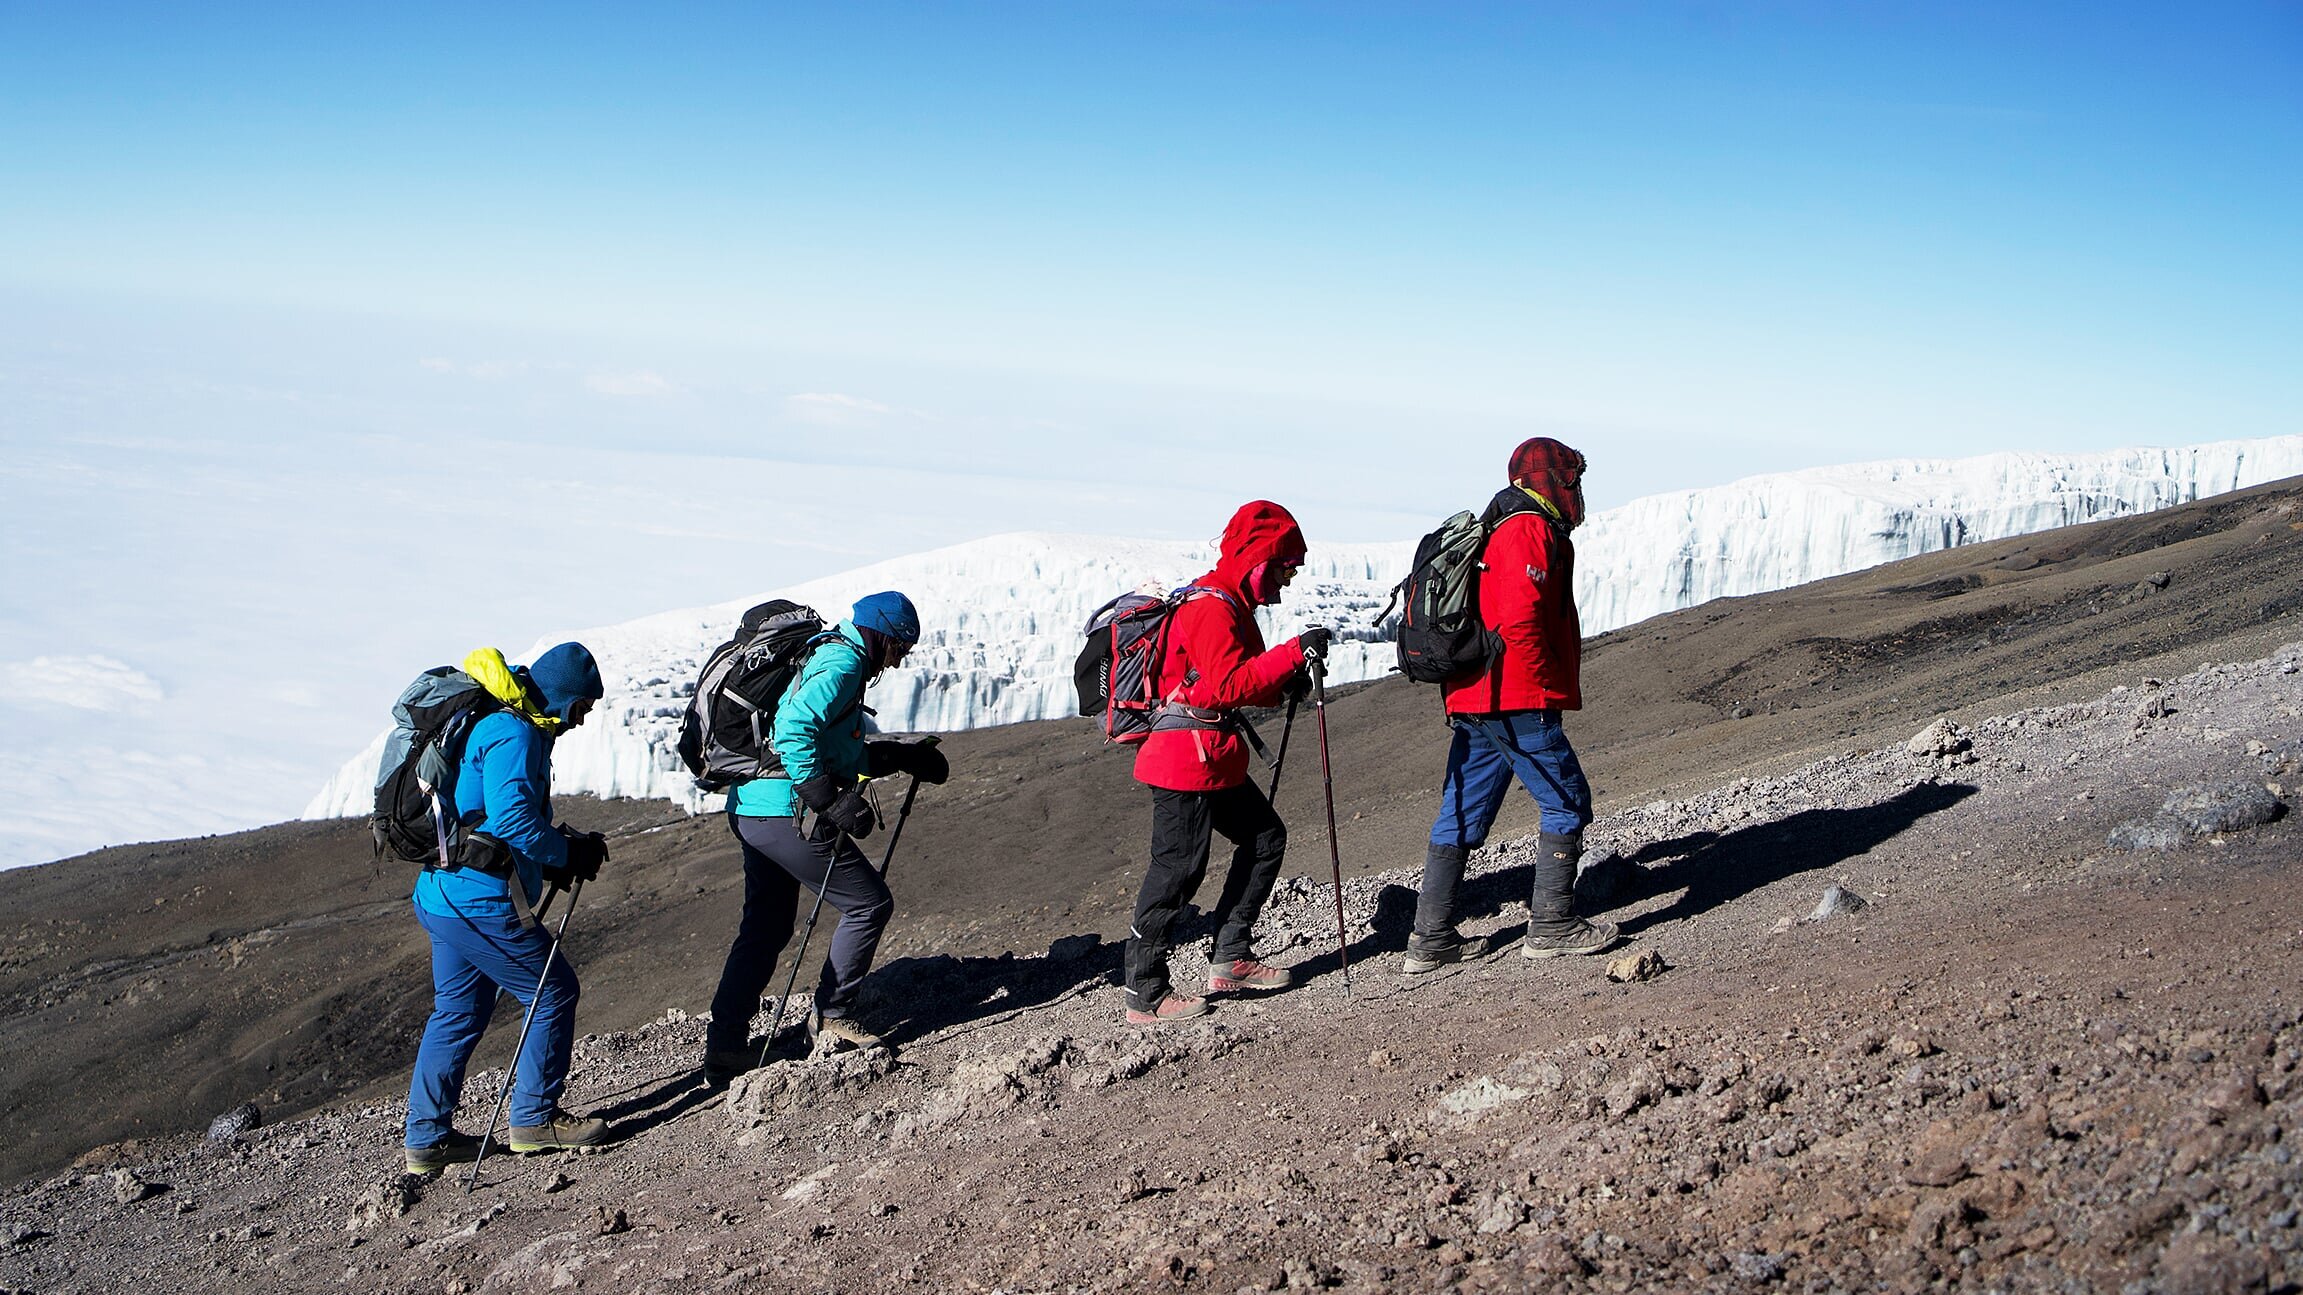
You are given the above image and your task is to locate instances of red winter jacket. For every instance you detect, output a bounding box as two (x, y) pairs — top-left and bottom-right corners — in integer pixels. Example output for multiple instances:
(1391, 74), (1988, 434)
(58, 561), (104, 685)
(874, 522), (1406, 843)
(1442, 487), (1582, 715)
(1133, 501), (1311, 792)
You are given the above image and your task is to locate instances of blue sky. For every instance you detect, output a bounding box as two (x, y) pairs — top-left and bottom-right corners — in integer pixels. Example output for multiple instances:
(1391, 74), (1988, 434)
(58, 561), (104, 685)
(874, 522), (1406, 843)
(1, 1), (2298, 864)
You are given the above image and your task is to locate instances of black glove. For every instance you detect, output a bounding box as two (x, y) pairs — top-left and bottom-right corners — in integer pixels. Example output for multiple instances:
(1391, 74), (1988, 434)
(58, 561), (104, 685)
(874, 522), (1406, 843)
(549, 829), (607, 885)
(867, 737), (950, 785)
(1282, 669), (1312, 704)
(1297, 626), (1332, 662)
(795, 774), (876, 839)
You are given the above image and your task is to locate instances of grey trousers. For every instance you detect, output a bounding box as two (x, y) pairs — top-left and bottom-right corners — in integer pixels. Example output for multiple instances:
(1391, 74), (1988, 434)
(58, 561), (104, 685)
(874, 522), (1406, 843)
(705, 812), (893, 1053)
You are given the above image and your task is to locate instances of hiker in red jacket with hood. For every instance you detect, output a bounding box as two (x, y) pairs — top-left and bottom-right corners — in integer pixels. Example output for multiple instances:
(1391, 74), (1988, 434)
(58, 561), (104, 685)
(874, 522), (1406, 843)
(1126, 500), (1333, 1024)
(1404, 437), (1619, 975)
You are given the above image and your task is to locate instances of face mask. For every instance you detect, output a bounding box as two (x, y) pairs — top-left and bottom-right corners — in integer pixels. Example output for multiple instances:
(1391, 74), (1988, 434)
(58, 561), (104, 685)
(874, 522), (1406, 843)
(1246, 559), (1300, 604)
(1556, 475), (1586, 529)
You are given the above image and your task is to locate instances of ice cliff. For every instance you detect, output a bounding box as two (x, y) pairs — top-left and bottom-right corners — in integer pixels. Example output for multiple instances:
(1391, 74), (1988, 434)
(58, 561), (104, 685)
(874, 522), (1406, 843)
(307, 435), (2303, 819)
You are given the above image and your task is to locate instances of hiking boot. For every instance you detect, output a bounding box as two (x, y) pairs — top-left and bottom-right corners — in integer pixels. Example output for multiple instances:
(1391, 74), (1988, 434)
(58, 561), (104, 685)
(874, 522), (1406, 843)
(506, 1110), (610, 1155)
(701, 1048), (755, 1089)
(1524, 830), (1616, 960)
(1522, 918), (1621, 959)
(1125, 992), (1210, 1025)
(403, 1129), (485, 1176)
(1402, 932), (1492, 975)
(1207, 958), (1291, 993)
(809, 1012), (882, 1054)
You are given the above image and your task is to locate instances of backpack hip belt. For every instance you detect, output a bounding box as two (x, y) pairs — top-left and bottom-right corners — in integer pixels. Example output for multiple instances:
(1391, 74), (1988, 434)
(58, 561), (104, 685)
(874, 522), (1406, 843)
(1149, 700), (1230, 732)
(1148, 703), (1274, 766)
(424, 830), (515, 879)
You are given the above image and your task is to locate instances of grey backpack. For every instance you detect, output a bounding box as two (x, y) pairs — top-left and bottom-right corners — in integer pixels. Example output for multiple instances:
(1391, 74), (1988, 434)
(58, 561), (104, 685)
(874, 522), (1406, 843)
(676, 600), (833, 791)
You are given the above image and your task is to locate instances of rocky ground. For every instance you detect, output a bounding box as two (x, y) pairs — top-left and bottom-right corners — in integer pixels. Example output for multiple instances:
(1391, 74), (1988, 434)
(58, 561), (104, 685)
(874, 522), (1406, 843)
(6, 637), (2297, 1294)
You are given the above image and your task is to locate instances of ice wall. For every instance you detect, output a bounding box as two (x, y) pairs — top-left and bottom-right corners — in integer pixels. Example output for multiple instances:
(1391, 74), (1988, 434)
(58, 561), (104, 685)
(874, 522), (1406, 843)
(306, 436), (2303, 820)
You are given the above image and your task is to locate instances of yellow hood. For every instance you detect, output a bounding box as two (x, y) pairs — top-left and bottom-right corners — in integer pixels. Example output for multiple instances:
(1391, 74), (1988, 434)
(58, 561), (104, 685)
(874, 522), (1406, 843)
(462, 647), (566, 736)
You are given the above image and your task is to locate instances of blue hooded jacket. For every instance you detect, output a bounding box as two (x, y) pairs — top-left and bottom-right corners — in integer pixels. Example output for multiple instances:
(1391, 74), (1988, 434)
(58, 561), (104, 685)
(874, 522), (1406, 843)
(414, 644), (604, 917)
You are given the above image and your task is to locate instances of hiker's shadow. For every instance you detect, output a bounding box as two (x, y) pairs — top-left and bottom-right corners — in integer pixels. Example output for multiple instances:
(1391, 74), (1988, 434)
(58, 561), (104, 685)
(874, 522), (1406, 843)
(1611, 781), (1976, 937)
(584, 1069), (716, 1141)
(1284, 780), (1976, 984)
(855, 935), (1125, 1048)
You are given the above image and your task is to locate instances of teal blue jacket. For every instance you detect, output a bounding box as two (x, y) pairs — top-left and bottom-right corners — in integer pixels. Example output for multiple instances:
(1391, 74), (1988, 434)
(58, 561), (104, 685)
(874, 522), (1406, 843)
(729, 621), (873, 818)
(414, 709), (569, 916)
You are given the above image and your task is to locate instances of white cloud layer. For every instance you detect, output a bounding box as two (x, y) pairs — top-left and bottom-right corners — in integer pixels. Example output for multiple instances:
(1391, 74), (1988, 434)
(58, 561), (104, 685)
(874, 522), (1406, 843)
(787, 391), (894, 427)
(585, 370), (677, 397)
(0, 655), (164, 712)
(419, 357), (532, 379)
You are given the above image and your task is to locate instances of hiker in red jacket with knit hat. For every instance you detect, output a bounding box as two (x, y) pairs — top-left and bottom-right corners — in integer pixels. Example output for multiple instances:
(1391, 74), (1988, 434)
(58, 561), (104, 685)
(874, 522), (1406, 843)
(1404, 437), (1620, 975)
(1125, 500), (1332, 1025)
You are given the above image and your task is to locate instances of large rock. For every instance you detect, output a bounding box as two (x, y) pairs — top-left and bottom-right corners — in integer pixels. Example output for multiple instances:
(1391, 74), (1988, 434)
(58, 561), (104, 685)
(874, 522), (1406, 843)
(1907, 719), (1972, 759)
(2162, 782), (2285, 835)
(725, 1046), (897, 1140)
(1810, 884), (1869, 921)
(203, 1103), (261, 1142)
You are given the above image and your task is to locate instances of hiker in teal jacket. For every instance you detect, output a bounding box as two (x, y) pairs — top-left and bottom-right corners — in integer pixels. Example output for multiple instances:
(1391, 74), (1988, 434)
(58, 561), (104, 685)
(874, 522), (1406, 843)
(403, 642), (612, 1174)
(703, 592), (945, 1086)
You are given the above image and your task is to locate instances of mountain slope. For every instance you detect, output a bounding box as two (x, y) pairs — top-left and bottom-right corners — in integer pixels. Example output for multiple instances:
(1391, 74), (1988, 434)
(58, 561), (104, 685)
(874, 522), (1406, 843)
(7, 574), (2301, 1293)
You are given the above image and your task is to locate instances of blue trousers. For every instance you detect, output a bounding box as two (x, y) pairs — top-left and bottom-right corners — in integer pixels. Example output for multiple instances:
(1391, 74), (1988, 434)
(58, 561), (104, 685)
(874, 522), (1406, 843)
(1429, 710), (1592, 849)
(404, 898), (580, 1147)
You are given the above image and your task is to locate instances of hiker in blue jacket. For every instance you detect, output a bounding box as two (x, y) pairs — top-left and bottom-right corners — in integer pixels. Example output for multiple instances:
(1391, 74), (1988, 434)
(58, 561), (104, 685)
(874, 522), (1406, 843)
(403, 642), (612, 1174)
(703, 592), (945, 1087)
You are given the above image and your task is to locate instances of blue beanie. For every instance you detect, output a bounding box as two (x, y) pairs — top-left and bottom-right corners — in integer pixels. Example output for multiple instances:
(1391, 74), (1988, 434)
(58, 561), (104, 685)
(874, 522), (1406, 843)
(851, 591), (920, 644)
(528, 642), (605, 720)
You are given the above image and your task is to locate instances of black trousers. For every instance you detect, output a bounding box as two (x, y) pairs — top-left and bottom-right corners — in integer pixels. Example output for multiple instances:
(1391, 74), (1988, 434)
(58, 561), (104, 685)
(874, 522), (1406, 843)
(1125, 783), (1286, 1010)
(705, 812), (893, 1054)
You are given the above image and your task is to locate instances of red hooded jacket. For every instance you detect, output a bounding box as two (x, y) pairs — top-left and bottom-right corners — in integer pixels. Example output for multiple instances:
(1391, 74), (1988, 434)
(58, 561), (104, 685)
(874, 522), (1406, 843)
(1132, 501), (1311, 792)
(1442, 486), (1582, 715)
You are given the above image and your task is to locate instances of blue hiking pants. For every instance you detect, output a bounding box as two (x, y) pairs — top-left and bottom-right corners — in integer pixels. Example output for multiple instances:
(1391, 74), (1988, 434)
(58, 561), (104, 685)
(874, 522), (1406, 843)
(1429, 710), (1592, 849)
(404, 897), (580, 1148)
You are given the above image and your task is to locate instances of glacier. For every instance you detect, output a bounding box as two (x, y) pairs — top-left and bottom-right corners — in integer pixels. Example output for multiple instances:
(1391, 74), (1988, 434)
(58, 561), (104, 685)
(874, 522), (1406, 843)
(307, 435), (2303, 821)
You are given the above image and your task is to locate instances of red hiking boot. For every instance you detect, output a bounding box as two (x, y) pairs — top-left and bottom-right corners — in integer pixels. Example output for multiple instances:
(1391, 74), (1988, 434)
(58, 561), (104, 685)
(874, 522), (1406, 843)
(1207, 958), (1292, 993)
(1125, 993), (1211, 1025)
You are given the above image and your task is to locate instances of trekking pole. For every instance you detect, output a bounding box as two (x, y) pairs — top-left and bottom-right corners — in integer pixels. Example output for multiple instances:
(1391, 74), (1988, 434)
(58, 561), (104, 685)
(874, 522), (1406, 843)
(756, 838), (836, 1073)
(1309, 656), (1352, 996)
(466, 879), (582, 1191)
(875, 775), (922, 879)
(1266, 694), (1300, 804)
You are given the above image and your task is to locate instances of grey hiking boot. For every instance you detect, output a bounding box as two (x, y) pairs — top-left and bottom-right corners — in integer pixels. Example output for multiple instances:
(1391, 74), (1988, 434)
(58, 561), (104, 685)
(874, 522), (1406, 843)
(1402, 931), (1492, 975)
(1522, 917), (1621, 959)
(507, 1110), (610, 1155)
(809, 1012), (882, 1054)
(404, 1129), (485, 1176)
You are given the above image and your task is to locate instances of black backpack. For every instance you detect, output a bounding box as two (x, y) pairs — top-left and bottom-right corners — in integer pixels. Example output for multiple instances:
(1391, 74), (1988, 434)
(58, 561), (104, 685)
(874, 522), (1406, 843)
(677, 600), (831, 791)
(1386, 511), (1498, 683)
(372, 667), (504, 867)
